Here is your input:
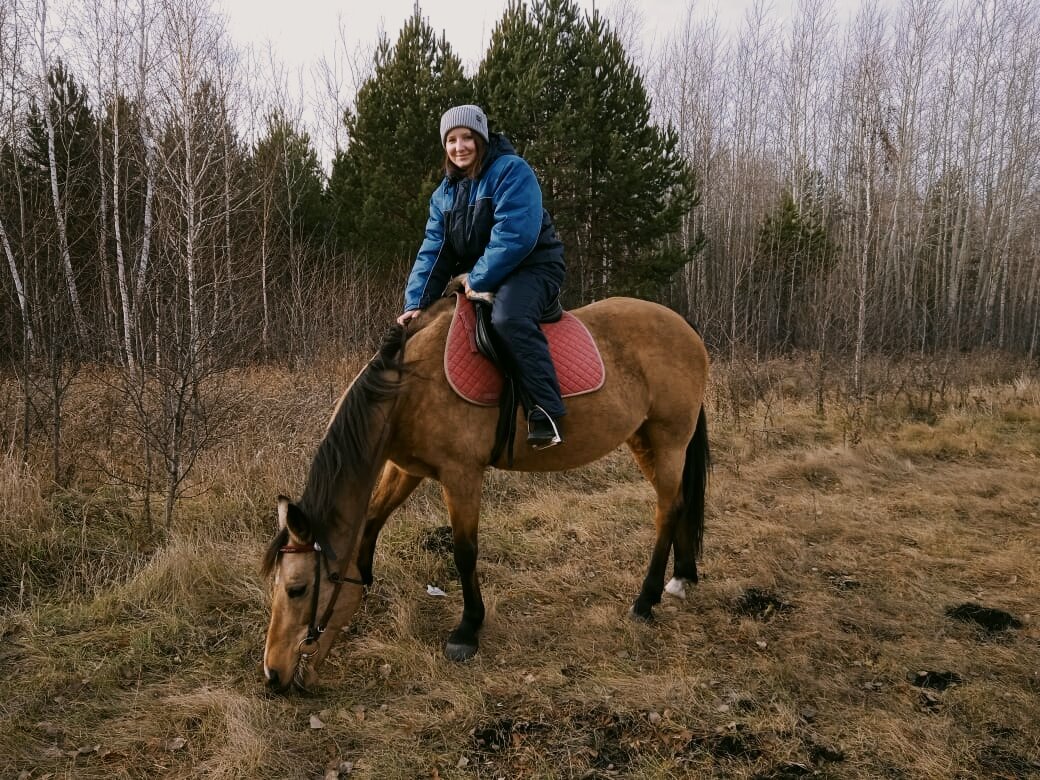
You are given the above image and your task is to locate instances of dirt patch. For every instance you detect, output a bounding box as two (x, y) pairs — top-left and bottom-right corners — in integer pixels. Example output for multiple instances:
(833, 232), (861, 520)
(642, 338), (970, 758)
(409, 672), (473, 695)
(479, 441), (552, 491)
(753, 761), (814, 779)
(419, 525), (454, 555)
(470, 717), (550, 753)
(734, 588), (794, 620)
(945, 603), (1022, 632)
(977, 744), (1040, 777)
(571, 708), (648, 772)
(806, 741), (846, 763)
(907, 670), (962, 690)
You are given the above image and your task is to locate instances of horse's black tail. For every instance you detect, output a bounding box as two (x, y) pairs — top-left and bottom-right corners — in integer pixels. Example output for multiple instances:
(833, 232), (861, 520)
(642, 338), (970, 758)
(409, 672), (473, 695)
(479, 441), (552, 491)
(680, 405), (710, 563)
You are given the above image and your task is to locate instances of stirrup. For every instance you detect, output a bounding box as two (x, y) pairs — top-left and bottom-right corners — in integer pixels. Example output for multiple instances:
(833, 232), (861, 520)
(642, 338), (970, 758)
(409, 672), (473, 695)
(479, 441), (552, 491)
(527, 406), (563, 449)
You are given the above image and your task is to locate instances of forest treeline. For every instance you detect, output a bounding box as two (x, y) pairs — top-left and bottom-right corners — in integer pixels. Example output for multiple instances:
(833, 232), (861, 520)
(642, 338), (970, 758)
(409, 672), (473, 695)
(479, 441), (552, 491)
(3, 0), (1038, 372)
(1, 0), (1037, 519)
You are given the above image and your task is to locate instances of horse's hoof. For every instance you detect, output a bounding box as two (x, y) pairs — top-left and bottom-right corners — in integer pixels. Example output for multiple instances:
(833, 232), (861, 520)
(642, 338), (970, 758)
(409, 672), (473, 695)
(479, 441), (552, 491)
(628, 604), (654, 623)
(665, 577), (688, 600)
(444, 640), (478, 662)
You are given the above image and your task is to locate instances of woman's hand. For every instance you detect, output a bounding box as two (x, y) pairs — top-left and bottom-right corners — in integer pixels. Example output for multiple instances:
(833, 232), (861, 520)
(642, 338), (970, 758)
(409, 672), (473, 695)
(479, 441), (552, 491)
(463, 275), (495, 304)
(396, 309), (421, 326)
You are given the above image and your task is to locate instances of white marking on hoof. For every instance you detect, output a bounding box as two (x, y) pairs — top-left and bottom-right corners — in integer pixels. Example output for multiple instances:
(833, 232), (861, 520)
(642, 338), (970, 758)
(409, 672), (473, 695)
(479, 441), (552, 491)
(665, 578), (688, 600)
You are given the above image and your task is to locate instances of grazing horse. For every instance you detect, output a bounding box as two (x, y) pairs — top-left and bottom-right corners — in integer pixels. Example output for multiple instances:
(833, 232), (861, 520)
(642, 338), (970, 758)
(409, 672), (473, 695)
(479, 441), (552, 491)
(261, 295), (709, 692)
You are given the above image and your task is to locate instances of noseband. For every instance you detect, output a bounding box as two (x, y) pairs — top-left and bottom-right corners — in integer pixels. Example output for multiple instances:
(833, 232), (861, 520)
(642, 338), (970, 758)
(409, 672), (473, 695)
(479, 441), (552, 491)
(279, 541), (365, 656)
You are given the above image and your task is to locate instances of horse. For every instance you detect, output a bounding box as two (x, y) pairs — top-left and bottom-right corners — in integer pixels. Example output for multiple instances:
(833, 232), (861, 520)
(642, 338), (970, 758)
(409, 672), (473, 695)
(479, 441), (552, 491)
(261, 294), (710, 692)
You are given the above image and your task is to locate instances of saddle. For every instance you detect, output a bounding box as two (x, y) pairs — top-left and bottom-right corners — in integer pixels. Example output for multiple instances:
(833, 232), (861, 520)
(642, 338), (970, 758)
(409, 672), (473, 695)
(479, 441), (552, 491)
(444, 293), (605, 463)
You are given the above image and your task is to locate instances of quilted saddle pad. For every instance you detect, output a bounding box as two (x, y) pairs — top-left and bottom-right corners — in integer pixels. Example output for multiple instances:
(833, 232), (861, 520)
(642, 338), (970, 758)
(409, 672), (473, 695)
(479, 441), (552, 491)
(444, 294), (606, 406)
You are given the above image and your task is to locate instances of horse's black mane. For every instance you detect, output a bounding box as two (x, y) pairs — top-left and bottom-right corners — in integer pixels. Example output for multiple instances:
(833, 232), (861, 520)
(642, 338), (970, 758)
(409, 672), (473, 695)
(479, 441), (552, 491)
(301, 324), (408, 535)
(261, 324), (408, 576)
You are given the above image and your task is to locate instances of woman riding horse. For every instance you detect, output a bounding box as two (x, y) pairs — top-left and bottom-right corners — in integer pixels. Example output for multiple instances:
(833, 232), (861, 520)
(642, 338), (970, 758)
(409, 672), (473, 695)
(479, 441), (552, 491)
(397, 105), (567, 448)
(262, 299), (709, 692)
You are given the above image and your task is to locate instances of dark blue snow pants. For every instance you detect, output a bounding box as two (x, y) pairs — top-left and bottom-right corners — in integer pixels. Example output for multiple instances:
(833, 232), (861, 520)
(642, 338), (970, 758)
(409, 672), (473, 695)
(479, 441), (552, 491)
(490, 263), (567, 419)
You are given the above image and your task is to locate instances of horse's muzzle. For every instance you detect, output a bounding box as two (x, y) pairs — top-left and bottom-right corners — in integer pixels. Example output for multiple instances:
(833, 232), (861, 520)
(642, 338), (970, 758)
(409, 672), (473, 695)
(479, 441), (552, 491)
(265, 667), (286, 691)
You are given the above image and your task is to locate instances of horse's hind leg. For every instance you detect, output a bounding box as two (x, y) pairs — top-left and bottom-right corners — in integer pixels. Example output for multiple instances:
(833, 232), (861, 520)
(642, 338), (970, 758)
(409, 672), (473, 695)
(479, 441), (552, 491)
(357, 463), (423, 586)
(627, 426), (685, 620)
(440, 469), (485, 661)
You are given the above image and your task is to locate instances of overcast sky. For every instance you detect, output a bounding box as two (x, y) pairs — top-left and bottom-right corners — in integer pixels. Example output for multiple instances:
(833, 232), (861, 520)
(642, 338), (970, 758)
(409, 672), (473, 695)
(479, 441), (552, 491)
(216, 0), (869, 162)
(217, 0), (817, 75)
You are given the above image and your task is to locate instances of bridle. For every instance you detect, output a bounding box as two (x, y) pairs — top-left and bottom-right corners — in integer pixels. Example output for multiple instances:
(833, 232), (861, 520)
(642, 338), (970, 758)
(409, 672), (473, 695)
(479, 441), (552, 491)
(276, 346), (406, 660)
(278, 540), (365, 657)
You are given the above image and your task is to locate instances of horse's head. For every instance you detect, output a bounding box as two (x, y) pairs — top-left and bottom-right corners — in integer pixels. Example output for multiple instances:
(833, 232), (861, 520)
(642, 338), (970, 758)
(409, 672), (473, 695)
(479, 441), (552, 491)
(261, 496), (365, 693)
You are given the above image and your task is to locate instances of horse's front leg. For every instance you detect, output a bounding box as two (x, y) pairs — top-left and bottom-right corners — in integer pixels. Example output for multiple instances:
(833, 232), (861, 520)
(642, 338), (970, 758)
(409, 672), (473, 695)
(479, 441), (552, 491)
(440, 471), (484, 661)
(357, 463), (423, 585)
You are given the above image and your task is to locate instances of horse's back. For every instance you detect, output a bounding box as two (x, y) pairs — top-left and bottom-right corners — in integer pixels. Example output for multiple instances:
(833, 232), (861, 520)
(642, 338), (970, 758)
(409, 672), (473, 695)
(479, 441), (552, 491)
(399, 295), (708, 472)
(572, 297), (709, 383)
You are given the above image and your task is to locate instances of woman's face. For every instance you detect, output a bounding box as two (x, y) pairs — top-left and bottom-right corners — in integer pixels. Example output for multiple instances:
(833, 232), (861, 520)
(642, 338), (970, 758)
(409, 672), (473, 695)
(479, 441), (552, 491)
(445, 127), (478, 173)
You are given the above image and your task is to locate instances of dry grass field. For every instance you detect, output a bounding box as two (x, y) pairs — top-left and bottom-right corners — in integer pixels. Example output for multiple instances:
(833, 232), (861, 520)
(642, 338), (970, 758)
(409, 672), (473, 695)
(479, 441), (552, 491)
(2, 352), (1039, 779)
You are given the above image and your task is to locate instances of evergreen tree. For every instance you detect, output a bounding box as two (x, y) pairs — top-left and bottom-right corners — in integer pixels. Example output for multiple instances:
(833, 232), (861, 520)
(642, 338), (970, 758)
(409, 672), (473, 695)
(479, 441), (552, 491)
(476, 0), (698, 303)
(755, 178), (836, 350)
(24, 61), (100, 331)
(251, 110), (328, 253)
(327, 9), (470, 270)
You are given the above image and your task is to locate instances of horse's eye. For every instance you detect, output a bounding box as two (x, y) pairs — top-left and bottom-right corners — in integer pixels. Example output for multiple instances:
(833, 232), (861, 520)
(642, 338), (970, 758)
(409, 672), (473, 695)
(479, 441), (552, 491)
(286, 584), (307, 599)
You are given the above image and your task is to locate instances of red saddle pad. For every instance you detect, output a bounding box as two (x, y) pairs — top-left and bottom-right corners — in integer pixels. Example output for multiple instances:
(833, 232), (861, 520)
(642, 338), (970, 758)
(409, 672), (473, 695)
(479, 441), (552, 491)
(444, 294), (605, 406)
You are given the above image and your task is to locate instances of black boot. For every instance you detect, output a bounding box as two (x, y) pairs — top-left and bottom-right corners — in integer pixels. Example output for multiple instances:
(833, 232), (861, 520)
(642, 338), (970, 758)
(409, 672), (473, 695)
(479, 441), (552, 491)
(527, 406), (563, 449)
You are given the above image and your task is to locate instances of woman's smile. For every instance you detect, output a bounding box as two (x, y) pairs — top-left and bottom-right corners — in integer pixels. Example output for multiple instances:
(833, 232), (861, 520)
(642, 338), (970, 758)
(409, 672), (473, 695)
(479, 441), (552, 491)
(445, 128), (477, 172)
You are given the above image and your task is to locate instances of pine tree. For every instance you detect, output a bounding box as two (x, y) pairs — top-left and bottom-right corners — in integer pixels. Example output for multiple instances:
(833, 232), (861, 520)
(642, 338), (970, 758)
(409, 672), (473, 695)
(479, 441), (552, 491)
(755, 177), (836, 350)
(252, 110), (328, 253)
(475, 0), (698, 303)
(327, 9), (471, 271)
(24, 61), (100, 337)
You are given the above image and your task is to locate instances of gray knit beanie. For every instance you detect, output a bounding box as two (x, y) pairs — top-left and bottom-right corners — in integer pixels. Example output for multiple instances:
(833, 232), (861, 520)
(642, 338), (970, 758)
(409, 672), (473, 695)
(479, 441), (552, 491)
(439, 105), (489, 146)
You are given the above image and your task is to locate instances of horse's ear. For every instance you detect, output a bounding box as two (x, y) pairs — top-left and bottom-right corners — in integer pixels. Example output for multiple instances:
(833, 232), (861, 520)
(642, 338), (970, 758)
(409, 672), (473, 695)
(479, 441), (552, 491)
(276, 495), (290, 531)
(277, 495), (311, 541)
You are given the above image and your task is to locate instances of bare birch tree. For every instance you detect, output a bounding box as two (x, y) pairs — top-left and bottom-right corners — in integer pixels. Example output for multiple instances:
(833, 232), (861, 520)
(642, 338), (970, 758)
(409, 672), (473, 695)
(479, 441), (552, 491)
(34, 0), (87, 344)
(0, 0), (35, 355)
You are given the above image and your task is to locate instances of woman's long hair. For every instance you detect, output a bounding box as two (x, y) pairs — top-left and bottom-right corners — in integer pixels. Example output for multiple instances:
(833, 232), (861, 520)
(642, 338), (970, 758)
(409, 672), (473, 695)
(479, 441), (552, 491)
(444, 133), (488, 180)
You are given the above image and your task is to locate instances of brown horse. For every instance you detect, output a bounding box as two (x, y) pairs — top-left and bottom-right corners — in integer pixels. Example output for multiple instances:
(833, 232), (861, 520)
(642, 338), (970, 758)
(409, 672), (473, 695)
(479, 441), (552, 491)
(261, 295), (709, 692)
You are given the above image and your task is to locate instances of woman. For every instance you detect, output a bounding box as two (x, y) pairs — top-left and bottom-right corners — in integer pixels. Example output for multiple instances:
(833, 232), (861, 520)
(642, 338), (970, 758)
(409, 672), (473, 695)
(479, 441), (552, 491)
(397, 105), (566, 448)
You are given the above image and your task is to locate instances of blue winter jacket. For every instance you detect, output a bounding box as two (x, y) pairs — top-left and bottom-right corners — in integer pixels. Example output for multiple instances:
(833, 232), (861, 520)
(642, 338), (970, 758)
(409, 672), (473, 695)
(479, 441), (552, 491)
(403, 133), (565, 311)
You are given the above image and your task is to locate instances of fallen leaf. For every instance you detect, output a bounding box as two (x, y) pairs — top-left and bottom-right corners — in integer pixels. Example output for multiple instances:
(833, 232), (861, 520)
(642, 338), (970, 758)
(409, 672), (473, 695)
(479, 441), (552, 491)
(36, 721), (62, 737)
(457, 755), (469, 768)
(166, 737), (187, 751)
(310, 714), (326, 729)
(426, 584), (447, 597)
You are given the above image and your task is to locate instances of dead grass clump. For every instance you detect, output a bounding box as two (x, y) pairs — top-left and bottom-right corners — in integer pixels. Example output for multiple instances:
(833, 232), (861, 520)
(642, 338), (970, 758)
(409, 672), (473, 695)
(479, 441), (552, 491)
(0, 486), (153, 611)
(95, 532), (265, 622)
(0, 452), (46, 523)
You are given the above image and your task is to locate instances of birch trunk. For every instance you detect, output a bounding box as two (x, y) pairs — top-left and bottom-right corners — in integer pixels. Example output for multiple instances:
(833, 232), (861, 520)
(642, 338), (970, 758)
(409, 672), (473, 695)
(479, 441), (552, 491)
(37, 0), (87, 343)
